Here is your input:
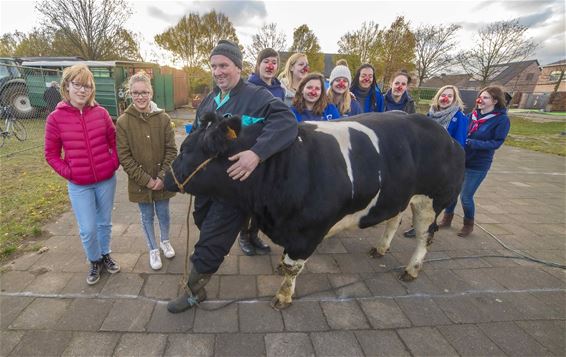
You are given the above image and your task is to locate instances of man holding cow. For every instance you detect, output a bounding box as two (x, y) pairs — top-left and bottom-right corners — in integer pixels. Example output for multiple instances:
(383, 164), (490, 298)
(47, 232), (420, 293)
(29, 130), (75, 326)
(167, 40), (298, 313)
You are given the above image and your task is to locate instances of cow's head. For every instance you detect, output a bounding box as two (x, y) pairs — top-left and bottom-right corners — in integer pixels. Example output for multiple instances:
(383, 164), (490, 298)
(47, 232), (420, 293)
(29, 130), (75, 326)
(164, 112), (242, 194)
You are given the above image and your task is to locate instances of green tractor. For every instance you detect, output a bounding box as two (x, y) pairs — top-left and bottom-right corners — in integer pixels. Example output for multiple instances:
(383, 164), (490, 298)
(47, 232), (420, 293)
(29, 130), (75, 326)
(0, 58), (35, 118)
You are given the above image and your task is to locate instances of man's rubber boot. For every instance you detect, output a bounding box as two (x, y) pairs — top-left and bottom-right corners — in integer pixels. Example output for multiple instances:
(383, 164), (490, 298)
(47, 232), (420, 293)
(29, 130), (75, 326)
(167, 269), (211, 313)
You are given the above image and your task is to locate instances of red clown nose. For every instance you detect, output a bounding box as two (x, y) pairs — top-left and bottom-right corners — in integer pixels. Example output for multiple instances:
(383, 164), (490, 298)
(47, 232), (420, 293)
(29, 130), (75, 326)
(266, 63), (275, 71)
(395, 86), (403, 92)
(440, 96), (450, 104)
(476, 97), (483, 104)
(336, 79), (347, 89)
(308, 90), (318, 97)
(302, 66), (309, 73)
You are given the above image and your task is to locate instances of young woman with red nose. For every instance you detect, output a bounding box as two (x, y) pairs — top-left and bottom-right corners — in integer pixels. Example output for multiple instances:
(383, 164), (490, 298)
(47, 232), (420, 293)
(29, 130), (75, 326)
(279, 53), (309, 106)
(44, 64), (120, 285)
(403, 85), (468, 238)
(290, 72), (340, 122)
(247, 48), (285, 101)
(384, 71), (416, 113)
(116, 72), (177, 270)
(327, 64), (362, 117)
(350, 63), (384, 113)
(443, 86), (510, 237)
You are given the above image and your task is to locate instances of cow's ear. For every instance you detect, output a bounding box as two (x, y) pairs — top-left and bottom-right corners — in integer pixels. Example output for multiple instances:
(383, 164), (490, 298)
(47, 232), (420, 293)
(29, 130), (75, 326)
(200, 112), (219, 129)
(218, 116), (242, 141)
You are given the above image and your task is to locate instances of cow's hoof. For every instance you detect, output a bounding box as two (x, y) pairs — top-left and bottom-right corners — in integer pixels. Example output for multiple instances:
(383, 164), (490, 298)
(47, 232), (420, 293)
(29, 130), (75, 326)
(368, 247), (383, 258)
(368, 247), (384, 258)
(399, 271), (417, 282)
(270, 296), (291, 310)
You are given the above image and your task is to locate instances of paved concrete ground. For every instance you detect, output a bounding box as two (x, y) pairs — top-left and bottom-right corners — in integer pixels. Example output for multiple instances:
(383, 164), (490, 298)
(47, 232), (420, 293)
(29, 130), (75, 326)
(1, 137), (565, 356)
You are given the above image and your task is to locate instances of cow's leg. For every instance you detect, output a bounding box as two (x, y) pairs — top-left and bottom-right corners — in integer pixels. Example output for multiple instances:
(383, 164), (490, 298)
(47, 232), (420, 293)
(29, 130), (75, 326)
(401, 195), (435, 281)
(271, 254), (306, 310)
(369, 213), (402, 258)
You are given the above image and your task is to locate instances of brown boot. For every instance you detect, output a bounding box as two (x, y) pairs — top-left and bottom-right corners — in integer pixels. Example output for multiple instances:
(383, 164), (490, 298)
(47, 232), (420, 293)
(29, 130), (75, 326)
(438, 213), (454, 228)
(457, 218), (474, 237)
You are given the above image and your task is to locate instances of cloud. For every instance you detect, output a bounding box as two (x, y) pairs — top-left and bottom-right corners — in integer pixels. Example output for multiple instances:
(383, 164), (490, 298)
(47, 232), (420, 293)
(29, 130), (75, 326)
(146, 6), (183, 23)
(186, 1), (267, 26)
(145, 1), (267, 28)
(516, 8), (553, 28)
(472, 0), (559, 13)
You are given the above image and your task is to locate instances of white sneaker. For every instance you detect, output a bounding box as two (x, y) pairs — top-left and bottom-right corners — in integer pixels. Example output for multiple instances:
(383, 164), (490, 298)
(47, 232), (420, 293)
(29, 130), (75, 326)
(160, 240), (175, 258)
(149, 249), (162, 270)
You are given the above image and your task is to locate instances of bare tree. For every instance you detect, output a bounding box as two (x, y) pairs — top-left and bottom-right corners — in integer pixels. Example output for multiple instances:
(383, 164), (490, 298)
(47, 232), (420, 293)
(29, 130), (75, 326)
(337, 21), (381, 65)
(245, 23), (287, 63)
(36, 0), (139, 60)
(414, 24), (461, 87)
(456, 19), (538, 87)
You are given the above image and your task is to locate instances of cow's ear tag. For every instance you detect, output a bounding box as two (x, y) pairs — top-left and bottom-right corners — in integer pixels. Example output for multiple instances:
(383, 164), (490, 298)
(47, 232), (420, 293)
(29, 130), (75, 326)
(226, 127), (237, 140)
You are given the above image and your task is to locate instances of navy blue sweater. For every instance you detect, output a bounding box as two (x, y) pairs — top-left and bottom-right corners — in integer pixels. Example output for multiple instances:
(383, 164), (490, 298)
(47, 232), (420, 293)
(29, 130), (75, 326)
(248, 73), (285, 101)
(465, 109), (510, 171)
(291, 104), (341, 122)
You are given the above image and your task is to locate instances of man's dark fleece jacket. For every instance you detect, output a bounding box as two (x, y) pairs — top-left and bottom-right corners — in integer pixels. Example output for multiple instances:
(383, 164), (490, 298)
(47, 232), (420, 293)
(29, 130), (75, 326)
(194, 78), (298, 161)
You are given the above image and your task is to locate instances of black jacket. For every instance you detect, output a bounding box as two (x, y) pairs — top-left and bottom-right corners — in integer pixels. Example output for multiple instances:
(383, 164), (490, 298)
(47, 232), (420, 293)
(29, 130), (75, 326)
(195, 79), (298, 161)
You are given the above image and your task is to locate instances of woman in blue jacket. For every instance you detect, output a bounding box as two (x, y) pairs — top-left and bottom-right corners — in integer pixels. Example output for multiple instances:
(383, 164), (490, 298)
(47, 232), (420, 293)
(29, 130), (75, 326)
(428, 85), (468, 146)
(404, 85), (468, 238)
(350, 64), (384, 113)
(444, 85), (510, 237)
(247, 48), (285, 101)
(291, 72), (340, 122)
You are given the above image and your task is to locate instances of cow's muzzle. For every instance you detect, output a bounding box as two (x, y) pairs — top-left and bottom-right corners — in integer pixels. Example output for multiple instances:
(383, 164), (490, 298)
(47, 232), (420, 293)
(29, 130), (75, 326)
(169, 156), (216, 193)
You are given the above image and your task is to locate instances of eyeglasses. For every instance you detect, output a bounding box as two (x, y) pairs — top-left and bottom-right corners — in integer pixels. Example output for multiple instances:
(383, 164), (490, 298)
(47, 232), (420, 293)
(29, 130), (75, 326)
(131, 91), (151, 98)
(70, 81), (93, 91)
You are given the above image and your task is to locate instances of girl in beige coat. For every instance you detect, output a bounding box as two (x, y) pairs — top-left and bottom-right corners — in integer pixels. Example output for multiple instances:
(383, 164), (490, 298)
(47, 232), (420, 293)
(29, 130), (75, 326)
(116, 72), (177, 270)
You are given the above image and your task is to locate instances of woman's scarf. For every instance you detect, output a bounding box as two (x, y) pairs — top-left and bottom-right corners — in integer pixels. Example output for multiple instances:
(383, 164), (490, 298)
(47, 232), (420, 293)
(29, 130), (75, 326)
(469, 110), (499, 135)
(427, 105), (460, 129)
(385, 90), (409, 111)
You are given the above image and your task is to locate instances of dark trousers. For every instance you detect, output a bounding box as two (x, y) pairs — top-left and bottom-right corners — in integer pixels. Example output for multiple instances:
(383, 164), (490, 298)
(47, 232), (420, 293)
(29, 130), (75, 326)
(191, 196), (246, 274)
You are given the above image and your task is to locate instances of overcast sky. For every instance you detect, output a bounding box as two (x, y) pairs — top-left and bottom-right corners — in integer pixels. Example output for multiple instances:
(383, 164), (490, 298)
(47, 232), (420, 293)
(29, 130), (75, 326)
(1, 0), (564, 67)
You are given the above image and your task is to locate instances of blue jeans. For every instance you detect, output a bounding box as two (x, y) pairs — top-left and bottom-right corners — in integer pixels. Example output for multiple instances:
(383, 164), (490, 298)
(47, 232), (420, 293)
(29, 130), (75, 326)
(68, 175), (117, 262)
(138, 199), (171, 250)
(445, 169), (488, 219)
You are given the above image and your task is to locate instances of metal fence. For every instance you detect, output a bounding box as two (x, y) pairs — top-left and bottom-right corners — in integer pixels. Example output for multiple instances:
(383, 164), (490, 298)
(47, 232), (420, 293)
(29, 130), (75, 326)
(0, 64), (63, 158)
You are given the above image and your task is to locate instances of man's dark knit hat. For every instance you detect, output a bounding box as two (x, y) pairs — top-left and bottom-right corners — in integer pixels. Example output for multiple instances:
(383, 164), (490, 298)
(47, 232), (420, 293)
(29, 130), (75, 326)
(210, 40), (242, 69)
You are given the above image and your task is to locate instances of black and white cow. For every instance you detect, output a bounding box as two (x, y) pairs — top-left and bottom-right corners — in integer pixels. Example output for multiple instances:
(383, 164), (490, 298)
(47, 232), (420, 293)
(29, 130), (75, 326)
(165, 112), (465, 309)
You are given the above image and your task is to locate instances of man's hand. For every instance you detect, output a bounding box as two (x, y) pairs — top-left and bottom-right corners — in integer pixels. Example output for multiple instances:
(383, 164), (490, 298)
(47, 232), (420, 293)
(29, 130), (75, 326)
(227, 150), (260, 181)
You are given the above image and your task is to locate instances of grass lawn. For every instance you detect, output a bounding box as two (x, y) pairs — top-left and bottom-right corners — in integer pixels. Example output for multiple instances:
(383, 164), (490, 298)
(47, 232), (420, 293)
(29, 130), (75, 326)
(0, 117), (69, 262)
(506, 115), (566, 156)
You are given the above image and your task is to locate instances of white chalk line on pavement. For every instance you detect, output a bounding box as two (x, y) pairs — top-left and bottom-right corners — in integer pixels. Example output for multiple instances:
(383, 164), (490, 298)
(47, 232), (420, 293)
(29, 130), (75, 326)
(1, 287), (564, 306)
